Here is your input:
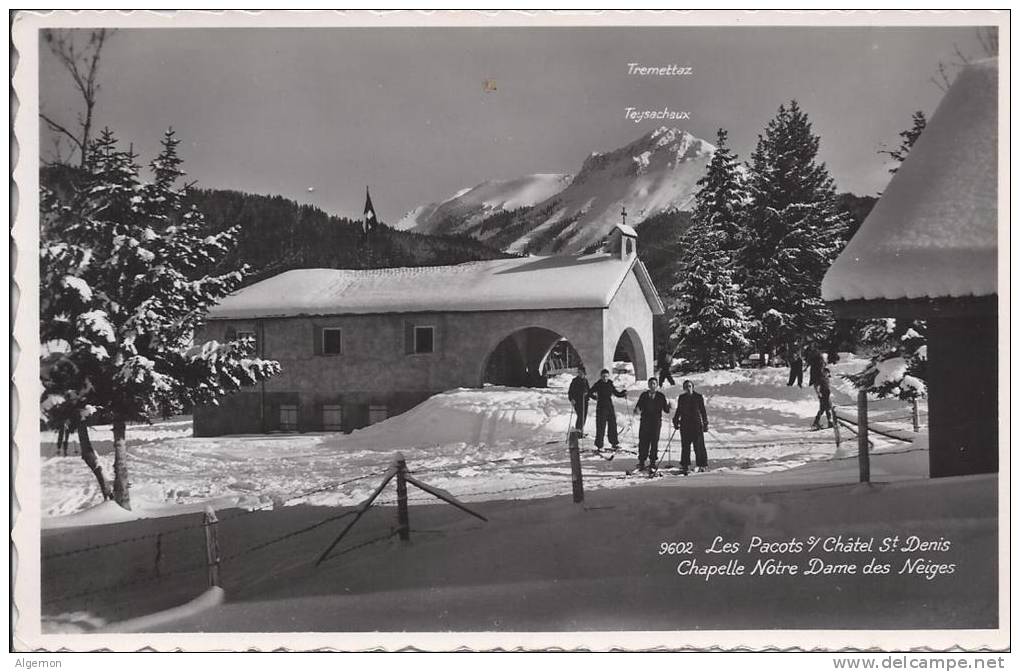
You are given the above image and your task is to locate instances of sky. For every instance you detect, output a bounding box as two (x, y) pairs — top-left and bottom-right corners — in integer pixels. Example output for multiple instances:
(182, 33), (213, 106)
(39, 24), (993, 223)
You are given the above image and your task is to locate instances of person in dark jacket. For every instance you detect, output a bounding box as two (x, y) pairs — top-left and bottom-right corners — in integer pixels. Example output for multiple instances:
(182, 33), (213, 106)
(807, 347), (826, 389)
(811, 367), (833, 430)
(567, 366), (590, 435)
(787, 348), (804, 387)
(673, 379), (709, 474)
(634, 377), (671, 471)
(587, 368), (627, 450)
(657, 349), (676, 387)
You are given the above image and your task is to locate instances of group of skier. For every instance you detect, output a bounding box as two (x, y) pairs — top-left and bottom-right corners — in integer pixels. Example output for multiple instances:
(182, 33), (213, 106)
(567, 363), (709, 475)
(787, 345), (835, 430)
(565, 338), (840, 473)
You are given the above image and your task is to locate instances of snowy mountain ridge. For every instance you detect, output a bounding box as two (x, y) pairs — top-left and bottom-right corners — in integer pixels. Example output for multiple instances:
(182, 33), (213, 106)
(395, 173), (572, 234)
(398, 127), (715, 254)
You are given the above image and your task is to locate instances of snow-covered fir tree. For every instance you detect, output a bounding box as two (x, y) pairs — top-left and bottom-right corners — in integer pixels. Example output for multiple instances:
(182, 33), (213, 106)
(40, 128), (280, 509)
(847, 320), (927, 400)
(688, 129), (748, 252)
(668, 129), (751, 370)
(738, 101), (850, 359)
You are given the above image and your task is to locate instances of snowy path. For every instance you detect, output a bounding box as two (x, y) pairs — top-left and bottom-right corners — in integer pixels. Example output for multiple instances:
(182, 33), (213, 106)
(40, 356), (927, 523)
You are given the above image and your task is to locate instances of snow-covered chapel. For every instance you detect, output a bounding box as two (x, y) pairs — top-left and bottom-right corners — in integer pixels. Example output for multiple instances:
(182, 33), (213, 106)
(194, 224), (663, 435)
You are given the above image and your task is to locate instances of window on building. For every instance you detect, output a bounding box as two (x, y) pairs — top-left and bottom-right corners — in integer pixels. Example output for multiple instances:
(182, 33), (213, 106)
(236, 330), (256, 349)
(322, 404), (343, 431)
(279, 404), (298, 431)
(322, 328), (343, 355)
(368, 405), (388, 425)
(413, 326), (434, 354)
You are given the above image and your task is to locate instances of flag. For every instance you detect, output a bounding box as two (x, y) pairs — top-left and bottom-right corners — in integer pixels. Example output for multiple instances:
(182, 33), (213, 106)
(363, 187), (377, 237)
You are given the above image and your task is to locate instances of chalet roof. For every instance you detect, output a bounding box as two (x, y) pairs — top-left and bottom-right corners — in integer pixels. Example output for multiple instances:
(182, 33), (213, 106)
(822, 58), (998, 304)
(206, 253), (665, 319)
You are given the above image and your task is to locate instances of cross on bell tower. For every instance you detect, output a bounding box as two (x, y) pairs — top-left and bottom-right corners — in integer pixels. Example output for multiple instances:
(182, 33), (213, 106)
(621, 206), (627, 228)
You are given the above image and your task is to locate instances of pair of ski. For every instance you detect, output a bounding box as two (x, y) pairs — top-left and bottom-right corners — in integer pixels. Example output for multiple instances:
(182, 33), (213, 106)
(624, 465), (708, 478)
(586, 446), (628, 461)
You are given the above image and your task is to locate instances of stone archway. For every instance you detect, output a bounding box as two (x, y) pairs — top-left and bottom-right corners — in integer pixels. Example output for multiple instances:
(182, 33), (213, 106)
(611, 326), (649, 380)
(481, 327), (586, 388)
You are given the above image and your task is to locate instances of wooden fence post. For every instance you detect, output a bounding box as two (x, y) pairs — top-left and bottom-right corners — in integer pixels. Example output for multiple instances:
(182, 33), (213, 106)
(568, 428), (584, 504)
(857, 390), (870, 483)
(395, 453), (410, 542)
(154, 532), (163, 578)
(911, 398), (920, 433)
(203, 507), (221, 587)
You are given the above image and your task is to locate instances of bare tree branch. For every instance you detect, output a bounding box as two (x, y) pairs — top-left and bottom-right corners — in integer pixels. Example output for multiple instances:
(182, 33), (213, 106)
(952, 43), (972, 66)
(977, 27), (998, 57)
(930, 61), (952, 92)
(39, 112), (85, 151)
(39, 28), (112, 168)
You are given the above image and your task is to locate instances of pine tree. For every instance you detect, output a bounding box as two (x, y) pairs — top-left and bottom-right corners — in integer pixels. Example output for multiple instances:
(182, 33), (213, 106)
(738, 101), (850, 360)
(668, 229), (751, 370)
(667, 129), (751, 370)
(847, 320), (927, 400)
(40, 128), (280, 509)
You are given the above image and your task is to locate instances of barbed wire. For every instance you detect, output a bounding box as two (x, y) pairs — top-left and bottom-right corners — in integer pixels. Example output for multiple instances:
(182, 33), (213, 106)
(45, 512), (395, 605)
(220, 509), (357, 563)
(42, 470), (389, 562)
(375, 479), (556, 506)
(320, 529), (399, 564)
(42, 561), (207, 605)
(42, 517), (207, 561)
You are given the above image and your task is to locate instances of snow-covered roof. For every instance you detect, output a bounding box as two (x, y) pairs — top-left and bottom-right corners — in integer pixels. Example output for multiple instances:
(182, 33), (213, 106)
(615, 222), (638, 238)
(822, 59), (998, 303)
(206, 253), (664, 319)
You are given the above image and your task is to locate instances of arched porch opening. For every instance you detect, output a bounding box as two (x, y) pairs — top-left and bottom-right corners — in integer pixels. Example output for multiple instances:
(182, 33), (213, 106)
(482, 327), (585, 388)
(612, 327), (649, 379)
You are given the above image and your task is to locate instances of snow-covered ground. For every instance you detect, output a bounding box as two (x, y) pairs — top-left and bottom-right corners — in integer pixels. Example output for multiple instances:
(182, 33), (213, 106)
(37, 355), (998, 641)
(40, 356), (927, 524)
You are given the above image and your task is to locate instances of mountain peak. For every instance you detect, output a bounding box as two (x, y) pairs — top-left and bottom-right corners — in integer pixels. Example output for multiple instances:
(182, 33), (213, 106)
(633, 126), (715, 159)
(576, 127), (715, 180)
(399, 127), (715, 253)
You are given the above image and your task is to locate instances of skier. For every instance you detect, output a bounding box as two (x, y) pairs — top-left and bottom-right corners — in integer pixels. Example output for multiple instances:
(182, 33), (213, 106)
(786, 348), (804, 387)
(807, 346), (826, 389)
(567, 366), (590, 436)
(634, 377), (671, 472)
(587, 368), (627, 451)
(811, 367), (834, 430)
(673, 379), (709, 474)
(657, 349), (676, 387)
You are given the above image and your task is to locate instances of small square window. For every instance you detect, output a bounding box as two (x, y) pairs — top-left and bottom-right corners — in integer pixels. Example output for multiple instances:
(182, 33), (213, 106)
(322, 404), (343, 431)
(279, 404), (298, 431)
(323, 328), (343, 355)
(414, 326), (434, 354)
(235, 330), (256, 349)
(368, 405), (388, 425)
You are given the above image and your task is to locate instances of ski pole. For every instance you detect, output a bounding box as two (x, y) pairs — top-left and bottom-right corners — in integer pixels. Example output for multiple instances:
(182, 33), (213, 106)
(662, 426), (677, 467)
(546, 405), (575, 445)
(620, 393), (636, 436)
